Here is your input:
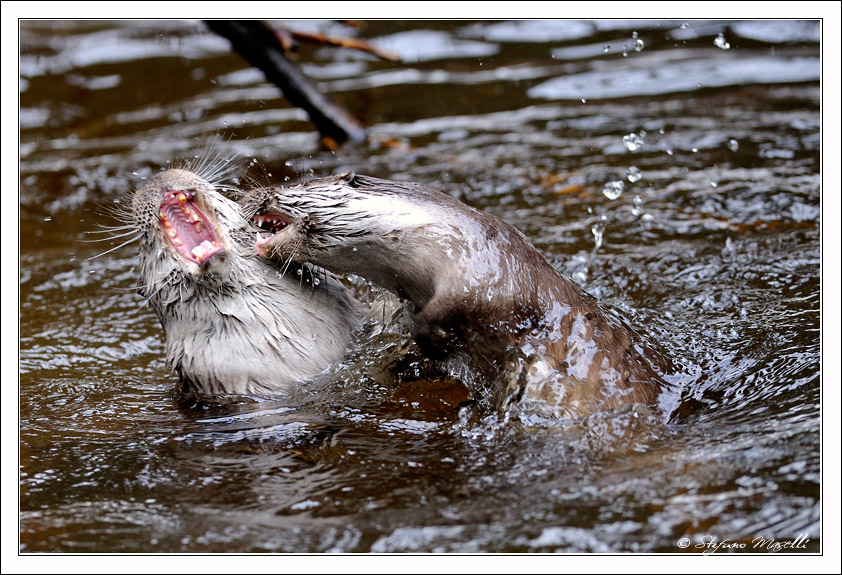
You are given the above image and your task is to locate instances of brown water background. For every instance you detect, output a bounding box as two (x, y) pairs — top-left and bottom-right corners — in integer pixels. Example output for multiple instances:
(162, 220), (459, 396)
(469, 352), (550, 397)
(15, 19), (827, 556)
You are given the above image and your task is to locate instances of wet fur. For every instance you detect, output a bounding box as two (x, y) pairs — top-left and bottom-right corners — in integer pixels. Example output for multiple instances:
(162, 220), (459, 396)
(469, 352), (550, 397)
(242, 173), (666, 417)
(123, 168), (363, 398)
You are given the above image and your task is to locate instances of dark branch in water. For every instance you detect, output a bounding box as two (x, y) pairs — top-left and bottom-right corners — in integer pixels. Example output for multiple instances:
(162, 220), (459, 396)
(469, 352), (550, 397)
(205, 20), (368, 145)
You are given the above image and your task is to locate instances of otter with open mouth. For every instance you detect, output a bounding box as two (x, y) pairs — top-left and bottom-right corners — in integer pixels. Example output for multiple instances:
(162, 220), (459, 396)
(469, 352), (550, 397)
(241, 172), (669, 419)
(126, 168), (363, 399)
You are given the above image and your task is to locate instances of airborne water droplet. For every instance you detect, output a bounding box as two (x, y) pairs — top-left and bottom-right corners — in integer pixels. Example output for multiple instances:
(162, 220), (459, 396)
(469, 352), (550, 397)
(728, 138), (739, 151)
(714, 33), (731, 50)
(632, 195), (643, 216)
(591, 216), (607, 250)
(626, 166), (642, 183)
(632, 31), (644, 52)
(623, 132), (645, 152)
(602, 180), (625, 200)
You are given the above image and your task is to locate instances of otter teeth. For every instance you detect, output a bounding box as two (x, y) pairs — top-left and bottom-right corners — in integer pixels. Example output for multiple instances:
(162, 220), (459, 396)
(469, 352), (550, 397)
(191, 240), (217, 261)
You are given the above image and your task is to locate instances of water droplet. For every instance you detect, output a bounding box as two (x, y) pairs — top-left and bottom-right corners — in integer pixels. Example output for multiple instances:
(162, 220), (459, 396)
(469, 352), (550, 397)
(626, 166), (642, 183)
(632, 32), (644, 52)
(622, 43), (629, 57)
(714, 33), (731, 50)
(710, 180), (718, 188)
(728, 138), (739, 151)
(691, 147), (699, 153)
(602, 180), (625, 200)
(632, 195), (644, 216)
(623, 132), (644, 152)
(313, 277), (320, 285)
(603, 44), (611, 53)
(591, 217), (607, 250)
(666, 148), (674, 156)
(680, 22), (689, 29)
(581, 98), (587, 104)
(284, 160), (294, 167)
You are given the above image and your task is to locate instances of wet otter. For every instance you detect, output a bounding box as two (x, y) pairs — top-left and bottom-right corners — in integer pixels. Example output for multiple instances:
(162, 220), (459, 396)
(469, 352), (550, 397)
(128, 168), (363, 399)
(242, 173), (668, 418)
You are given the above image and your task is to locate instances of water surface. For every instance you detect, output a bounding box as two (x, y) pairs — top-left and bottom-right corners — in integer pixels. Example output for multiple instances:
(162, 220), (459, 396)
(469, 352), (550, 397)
(18, 19), (822, 554)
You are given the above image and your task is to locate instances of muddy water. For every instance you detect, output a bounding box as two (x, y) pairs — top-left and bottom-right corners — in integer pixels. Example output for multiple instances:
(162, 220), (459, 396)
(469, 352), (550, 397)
(18, 20), (821, 553)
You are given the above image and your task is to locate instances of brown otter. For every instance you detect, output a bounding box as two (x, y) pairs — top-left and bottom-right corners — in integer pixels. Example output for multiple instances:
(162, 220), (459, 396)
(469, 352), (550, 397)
(241, 172), (668, 418)
(126, 168), (363, 399)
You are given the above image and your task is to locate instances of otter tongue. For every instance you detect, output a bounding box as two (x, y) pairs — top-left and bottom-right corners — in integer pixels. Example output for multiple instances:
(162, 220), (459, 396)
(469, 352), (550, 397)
(160, 190), (224, 265)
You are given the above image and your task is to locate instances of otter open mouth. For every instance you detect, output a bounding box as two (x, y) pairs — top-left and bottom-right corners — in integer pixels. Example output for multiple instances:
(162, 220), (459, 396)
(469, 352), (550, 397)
(159, 189), (224, 266)
(252, 212), (293, 252)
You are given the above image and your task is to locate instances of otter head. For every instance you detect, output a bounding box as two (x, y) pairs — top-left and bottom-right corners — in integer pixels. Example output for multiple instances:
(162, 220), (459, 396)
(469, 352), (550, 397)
(132, 168), (235, 290)
(241, 172), (443, 307)
(124, 167), (363, 398)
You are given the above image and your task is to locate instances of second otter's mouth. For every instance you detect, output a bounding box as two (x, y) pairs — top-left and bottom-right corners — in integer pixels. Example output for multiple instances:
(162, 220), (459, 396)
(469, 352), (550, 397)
(159, 188), (224, 266)
(252, 212), (293, 253)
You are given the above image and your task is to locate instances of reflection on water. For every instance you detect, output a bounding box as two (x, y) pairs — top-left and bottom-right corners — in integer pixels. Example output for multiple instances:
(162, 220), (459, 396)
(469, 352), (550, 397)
(18, 19), (821, 553)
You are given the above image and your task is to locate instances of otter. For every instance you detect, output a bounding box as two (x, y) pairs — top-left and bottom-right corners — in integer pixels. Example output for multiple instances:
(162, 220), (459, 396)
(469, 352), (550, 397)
(241, 173), (668, 418)
(127, 168), (363, 399)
